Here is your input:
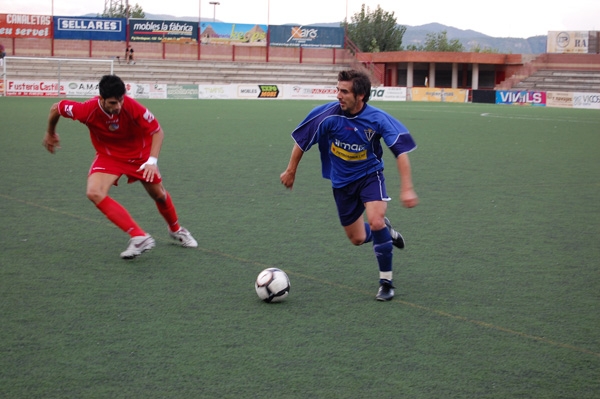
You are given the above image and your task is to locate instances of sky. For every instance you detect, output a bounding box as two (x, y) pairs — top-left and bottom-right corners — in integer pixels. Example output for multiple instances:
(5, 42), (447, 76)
(1, 0), (599, 38)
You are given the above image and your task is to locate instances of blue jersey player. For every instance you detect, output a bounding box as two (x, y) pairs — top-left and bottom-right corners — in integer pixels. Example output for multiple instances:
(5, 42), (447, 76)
(280, 70), (418, 301)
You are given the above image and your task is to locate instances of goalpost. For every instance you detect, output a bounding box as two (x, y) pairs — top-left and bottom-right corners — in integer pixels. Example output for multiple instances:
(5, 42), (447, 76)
(2, 57), (114, 97)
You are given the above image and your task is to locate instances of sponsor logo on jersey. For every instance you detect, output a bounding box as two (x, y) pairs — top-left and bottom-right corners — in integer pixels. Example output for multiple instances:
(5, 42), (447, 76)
(64, 104), (74, 117)
(330, 140), (367, 161)
(143, 109), (155, 123)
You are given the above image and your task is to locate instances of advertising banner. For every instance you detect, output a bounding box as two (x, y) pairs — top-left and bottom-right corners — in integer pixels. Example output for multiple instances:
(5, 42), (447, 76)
(546, 91), (573, 108)
(573, 92), (600, 109)
(472, 89), (496, 104)
(129, 19), (198, 43)
(126, 83), (149, 99)
(166, 84), (198, 99)
(547, 31), (590, 54)
(124, 82), (167, 99)
(0, 14), (52, 38)
(410, 88), (468, 103)
(5, 79), (65, 96)
(282, 85), (338, 100)
(148, 83), (168, 99)
(236, 84), (281, 99)
(64, 81), (99, 97)
(369, 87), (407, 101)
(280, 85), (407, 101)
(54, 16), (126, 41)
(546, 90), (600, 109)
(200, 22), (267, 46)
(198, 84), (235, 99)
(496, 91), (546, 106)
(269, 25), (344, 48)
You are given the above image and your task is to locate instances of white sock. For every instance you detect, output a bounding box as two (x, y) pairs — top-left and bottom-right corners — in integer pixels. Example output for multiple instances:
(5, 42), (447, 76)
(380, 271), (393, 281)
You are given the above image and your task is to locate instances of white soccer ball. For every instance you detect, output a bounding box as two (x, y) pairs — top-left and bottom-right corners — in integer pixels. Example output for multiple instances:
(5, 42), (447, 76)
(255, 268), (290, 303)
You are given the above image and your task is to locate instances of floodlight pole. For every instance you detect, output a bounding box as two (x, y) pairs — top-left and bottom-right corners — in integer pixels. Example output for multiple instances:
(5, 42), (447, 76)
(345, 0), (348, 22)
(209, 1), (220, 22)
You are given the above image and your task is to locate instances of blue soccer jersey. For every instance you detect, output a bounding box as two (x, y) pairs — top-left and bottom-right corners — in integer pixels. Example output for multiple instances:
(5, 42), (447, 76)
(291, 101), (417, 188)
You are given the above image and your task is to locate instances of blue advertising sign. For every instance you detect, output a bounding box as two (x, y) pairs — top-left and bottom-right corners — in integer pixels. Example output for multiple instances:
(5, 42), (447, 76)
(129, 19), (198, 43)
(269, 25), (344, 48)
(53, 16), (126, 41)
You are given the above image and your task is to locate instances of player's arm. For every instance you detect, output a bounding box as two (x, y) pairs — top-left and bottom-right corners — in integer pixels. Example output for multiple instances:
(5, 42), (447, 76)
(137, 128), (164, 182)
(280, 143), (304, 190)
(43, 102), (62, 154)
(149, 127), (164, 160)
(396, 152), (418, 208)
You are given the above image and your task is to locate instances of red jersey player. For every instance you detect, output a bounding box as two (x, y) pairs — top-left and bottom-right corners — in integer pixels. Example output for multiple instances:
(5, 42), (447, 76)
(42, 74), (197, 259)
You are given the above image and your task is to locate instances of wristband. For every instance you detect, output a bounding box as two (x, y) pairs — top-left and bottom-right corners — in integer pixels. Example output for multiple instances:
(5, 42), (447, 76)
(147, 156), (158, 165)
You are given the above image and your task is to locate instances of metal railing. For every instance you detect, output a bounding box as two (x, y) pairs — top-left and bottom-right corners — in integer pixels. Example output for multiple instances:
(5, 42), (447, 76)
(344, 37), (384, 85)
(2, 57), (114, 96)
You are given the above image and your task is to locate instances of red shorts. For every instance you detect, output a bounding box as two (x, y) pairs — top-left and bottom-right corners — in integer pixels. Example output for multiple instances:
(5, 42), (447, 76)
(88, 154), (162, 185)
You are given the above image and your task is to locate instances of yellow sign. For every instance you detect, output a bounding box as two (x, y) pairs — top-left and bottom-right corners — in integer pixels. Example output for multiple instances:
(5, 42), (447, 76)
(410, 88), (468, 103)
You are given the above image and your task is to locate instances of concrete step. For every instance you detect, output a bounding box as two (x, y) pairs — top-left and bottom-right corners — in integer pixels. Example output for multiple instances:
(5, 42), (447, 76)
(2, 57), (350, 86)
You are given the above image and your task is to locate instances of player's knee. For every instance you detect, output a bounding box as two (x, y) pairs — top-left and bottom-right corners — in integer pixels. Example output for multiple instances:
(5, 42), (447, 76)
(348, 235), (366, 246)
(368, 219), (386, 231)
(151, 191), (167, 203)
(145, 184), (167, 202)
(86, 188), (105, 204)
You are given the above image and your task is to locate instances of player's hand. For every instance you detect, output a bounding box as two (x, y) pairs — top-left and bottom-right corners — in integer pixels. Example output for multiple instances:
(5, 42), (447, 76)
(43, 132), (61, 153)
(401, 188), (419, 208)
(280, 170), (295, 190)
(137, 157), (160, 182)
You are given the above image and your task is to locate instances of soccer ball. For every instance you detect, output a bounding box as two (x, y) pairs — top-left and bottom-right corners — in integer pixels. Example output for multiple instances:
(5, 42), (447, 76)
(255, 268), (290, 303)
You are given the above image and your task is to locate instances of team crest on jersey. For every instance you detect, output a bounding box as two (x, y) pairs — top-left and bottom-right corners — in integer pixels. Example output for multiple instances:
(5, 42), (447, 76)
(364, 128), (376, 141)
(108, 123), (119, 131)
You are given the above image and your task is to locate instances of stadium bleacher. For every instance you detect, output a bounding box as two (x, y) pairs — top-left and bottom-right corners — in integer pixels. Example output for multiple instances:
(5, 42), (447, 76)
(3, 57), (353, 86)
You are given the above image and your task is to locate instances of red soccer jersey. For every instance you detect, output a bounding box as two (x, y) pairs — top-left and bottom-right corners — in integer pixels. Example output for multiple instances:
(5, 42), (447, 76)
(57, 96), (161, 162)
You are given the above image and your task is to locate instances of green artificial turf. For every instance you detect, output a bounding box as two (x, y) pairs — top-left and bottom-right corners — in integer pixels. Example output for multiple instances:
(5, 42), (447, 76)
(1, 97), (598, 398)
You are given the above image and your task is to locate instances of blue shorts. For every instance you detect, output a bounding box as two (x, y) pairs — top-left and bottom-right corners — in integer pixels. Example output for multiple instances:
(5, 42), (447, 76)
(333, 171), (391, 226)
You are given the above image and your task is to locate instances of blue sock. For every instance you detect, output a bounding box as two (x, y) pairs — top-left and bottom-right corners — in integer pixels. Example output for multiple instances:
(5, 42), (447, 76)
(372, 227), (393, 273)
(363, 222), (373, 244)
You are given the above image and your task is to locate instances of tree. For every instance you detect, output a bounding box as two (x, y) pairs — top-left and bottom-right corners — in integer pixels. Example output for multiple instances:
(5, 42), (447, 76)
(470, 44), (502, 53)
(343, 4), (406, 53)
(101, 2), (145, 18)
(421, 30), (464, 52)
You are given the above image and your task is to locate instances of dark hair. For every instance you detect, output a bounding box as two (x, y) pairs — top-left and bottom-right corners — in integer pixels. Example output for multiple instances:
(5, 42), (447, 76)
(99, 75), (126, 99)
(338, 70), (372, 103)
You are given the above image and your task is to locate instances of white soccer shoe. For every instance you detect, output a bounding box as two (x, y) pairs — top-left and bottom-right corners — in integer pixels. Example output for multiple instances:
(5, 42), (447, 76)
(120, 234), (156, 259)
(169, 227), (198, 248)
